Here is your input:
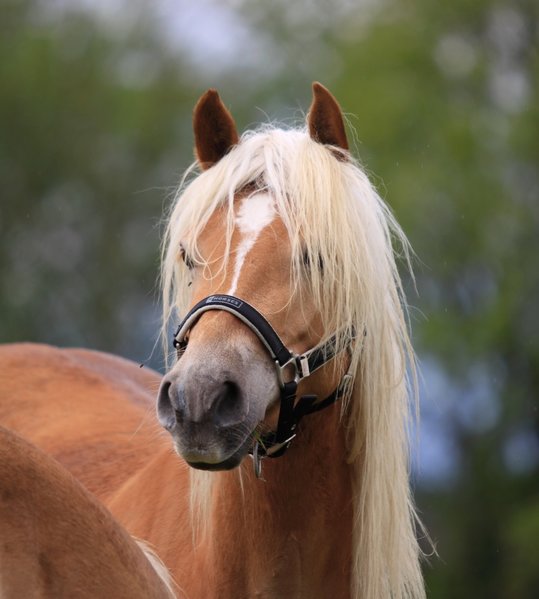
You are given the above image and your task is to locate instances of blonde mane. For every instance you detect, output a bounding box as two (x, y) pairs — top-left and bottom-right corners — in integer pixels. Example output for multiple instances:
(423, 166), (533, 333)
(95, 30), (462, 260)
(161, 126), (426, 599)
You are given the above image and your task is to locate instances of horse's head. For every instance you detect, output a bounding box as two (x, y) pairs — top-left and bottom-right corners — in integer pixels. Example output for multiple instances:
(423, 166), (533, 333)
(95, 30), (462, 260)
(157, 83), (351, 470)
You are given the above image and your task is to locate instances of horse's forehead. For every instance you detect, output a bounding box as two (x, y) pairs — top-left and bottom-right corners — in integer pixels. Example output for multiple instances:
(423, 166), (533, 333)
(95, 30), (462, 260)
(198, 192), (285, 251)
(235, 192), (275, 234)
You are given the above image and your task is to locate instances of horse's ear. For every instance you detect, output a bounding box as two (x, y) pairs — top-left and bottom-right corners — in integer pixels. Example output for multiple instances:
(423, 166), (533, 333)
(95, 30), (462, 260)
(307, 82), (349, 151)
(193, 89), (239, 170)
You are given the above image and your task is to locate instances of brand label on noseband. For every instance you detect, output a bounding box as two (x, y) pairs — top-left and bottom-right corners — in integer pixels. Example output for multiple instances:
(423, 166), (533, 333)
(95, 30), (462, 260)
(206, 295), (243, 308)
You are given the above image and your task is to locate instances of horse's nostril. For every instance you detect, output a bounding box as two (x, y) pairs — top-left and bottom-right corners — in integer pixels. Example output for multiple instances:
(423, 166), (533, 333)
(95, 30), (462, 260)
(214, 381), (242, 426)
(157, 380), (176, 431)
(158, 375), (244, 429)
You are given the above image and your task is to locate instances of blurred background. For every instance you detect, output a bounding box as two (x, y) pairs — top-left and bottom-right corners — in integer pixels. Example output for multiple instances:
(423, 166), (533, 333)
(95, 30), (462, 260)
(1, 0), (538, 595)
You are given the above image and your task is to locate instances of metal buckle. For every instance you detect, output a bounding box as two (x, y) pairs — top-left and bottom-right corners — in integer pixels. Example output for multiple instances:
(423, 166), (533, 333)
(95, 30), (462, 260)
(298, 354), (310, 378)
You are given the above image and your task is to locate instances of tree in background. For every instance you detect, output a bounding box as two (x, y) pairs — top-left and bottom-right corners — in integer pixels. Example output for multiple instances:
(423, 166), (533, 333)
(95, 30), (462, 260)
(1, 0), (196, 359)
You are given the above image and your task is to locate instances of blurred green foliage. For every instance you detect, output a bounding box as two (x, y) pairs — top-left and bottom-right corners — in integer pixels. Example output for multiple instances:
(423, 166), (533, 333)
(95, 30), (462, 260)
(1, 0), (538, 596)
(1, 0), (197, 356)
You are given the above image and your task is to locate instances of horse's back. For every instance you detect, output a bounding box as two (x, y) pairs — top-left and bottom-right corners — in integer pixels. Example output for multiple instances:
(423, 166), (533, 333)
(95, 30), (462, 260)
(0, 343), (168, 500)
(0, 425), (173, 599)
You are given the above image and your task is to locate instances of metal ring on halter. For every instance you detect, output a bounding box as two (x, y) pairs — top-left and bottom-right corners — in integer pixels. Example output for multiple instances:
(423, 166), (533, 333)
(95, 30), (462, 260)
(275, 357), (300, 388)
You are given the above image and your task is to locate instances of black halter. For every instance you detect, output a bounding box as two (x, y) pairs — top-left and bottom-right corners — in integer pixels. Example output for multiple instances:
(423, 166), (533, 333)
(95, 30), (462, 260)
(173, 294), (354, 475)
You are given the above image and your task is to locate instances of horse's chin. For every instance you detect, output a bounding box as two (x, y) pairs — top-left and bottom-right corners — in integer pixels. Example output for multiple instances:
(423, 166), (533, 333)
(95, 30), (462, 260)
(186, 453), (243, 471)
(174, 433), (253, 471)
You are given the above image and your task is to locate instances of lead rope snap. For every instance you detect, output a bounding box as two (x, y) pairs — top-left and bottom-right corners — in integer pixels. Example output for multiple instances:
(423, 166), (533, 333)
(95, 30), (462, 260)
(252, 441), (264, 479)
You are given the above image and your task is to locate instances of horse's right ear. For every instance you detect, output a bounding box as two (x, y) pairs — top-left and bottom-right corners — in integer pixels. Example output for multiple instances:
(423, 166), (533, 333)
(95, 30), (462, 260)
(193, 89), (239, 170)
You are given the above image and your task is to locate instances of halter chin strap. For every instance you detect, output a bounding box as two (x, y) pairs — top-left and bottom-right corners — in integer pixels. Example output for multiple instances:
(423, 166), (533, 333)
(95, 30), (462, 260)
(173, 294), (354, 476)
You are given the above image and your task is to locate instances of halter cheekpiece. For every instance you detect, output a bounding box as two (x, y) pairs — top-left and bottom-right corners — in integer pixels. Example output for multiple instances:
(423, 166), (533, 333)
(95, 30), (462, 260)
(173, 294), (354, 477)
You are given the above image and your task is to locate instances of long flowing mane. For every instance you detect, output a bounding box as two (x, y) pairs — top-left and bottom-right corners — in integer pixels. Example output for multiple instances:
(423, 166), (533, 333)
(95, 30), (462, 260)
(161, 125), (425, 599)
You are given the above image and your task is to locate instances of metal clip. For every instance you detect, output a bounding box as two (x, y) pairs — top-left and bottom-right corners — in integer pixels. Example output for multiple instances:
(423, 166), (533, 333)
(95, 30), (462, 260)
(252, 441), (264, 479)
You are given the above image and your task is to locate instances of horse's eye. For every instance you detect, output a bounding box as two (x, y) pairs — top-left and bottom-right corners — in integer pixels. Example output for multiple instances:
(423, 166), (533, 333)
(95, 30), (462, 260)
(179, 246), (195, 270)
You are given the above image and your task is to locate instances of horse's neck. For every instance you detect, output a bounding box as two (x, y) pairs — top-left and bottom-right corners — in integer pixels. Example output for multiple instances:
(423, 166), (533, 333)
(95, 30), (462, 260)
(109, 404), (352, 599)
(209, 404), (353, 599)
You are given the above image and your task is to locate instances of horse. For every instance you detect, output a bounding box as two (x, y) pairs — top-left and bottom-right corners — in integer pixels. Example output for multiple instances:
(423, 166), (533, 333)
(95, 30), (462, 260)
(0, 83), (426, 598)
(0, 424), (175, 598)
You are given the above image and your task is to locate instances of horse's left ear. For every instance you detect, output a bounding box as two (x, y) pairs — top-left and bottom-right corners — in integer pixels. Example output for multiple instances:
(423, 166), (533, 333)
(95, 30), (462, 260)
(193, 89), (239, 170)
(307, 82), (349, 151)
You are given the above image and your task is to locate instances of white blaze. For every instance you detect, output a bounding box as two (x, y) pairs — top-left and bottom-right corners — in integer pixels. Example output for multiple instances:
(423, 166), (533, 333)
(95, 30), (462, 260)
(227, 193), (275, 295)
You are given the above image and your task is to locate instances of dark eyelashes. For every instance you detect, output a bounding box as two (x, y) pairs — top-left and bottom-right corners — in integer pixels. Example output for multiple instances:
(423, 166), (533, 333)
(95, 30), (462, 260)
(179, 246), (195, 270)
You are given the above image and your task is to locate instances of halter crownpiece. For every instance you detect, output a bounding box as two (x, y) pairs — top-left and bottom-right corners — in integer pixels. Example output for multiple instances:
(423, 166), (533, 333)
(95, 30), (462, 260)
(173, 294), (355, 477)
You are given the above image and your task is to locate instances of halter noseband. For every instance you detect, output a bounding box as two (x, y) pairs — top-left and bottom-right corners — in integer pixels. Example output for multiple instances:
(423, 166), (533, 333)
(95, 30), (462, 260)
(172, 294), (354, 476)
